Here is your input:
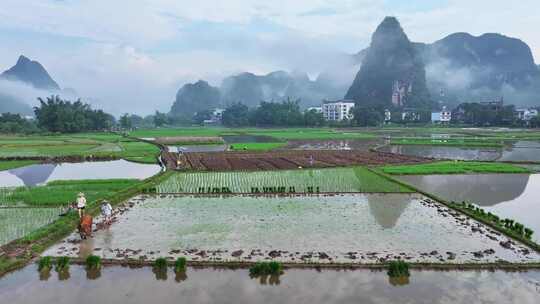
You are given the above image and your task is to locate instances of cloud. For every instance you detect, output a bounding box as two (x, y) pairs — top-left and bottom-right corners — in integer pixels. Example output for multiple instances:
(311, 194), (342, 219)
(0, 0), (538, 114)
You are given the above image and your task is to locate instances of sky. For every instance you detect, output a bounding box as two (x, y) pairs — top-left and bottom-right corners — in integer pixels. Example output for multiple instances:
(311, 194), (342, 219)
(0, 0), (538, 115)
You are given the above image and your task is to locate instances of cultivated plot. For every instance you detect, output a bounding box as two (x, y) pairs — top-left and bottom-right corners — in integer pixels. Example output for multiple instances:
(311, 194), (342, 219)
(157, 167), (411, 193)
(45, 194), (539, 264)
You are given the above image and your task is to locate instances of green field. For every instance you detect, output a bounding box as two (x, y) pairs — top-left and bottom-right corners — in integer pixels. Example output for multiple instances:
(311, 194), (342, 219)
(157, 167), (411, 193)
(229, 142), (286, 151)
(0, 207), (63, 245)
(130, 127), (375, 141)
(390, 138), (504, 147)
(1, 179), (140, 207)
(0, 160), (39, 171)
(0, 133), (160, 163)
(381, 161), (531, 175)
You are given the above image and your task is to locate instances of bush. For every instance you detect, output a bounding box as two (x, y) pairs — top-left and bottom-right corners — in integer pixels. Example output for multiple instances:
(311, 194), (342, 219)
(85, 255), (101, 270)
(38, 256), (52, 271)
(387, 260), (410, 278)
(174, 257), (187, 273)
(249, 261), (283, 276)
(55, 256), (70, 272)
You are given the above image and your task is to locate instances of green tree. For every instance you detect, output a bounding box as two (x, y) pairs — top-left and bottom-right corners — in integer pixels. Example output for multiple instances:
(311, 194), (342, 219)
(351, 106), (383, 126)
(222, 103), (250, 127)
(33, 95), (114, 133)
(153, 111), (169, 127)
(119, 113), (132, 129)
(303, 109), (325, 127)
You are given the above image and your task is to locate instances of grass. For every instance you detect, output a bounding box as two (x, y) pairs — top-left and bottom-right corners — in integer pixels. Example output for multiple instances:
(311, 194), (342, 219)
(0, 160), (39, 171)
(158, 167), (412, 193)
(4, 179), (141, 207)
(381, 161), (531, 175)
(390, 138), (504, 147)
(229, 142), (286, 151)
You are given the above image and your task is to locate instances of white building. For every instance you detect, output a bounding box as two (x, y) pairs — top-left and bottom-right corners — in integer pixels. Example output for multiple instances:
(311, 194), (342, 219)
(431, 106), (452, 123)
(384, 109), (392, 123)
(322, 100), (355, 121)
(203, 108), (225, 124)
(515, 108), (538, 121)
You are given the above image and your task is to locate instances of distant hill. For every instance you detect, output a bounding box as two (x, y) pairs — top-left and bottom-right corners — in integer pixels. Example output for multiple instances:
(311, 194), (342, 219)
(170, 70), (345, 117)
(351, 28), (540, 108)
(420, 32), (540, 106)
(345, 17), (432, 109)
(170, 80), (221, 117)
(220, 71), (342, 108)
(1, 55), (60, 90)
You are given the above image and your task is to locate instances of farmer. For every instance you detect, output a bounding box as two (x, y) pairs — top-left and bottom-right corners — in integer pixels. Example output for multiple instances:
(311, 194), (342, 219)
(100, 200), (113, 225)
(76, 192), (86, 218)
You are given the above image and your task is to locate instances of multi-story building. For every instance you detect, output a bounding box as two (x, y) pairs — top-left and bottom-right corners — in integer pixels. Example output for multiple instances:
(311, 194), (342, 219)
(322, 100), (355, 121)
(515, 108), (538, 121)
(391, 80), (412, 107)
(431, 106), (452, 123)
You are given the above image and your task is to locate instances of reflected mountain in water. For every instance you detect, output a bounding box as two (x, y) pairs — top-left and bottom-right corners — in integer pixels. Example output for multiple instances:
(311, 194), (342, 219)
(9, 164), (56, 186)
(367, 194), (411, 228)
(400, 174), (530, 206)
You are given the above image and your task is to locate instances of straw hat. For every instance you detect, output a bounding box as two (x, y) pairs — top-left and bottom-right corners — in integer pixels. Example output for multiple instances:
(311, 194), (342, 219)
(78, 192), (85, 197)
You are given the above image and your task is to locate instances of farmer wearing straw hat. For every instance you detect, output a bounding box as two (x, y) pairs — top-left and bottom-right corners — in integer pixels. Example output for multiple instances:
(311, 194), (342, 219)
(76, 192), (87, 218)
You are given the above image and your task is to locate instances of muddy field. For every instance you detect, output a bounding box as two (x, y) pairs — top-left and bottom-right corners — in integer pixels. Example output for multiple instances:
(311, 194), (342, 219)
(44, 194), (540, 264)
(166, 150), (430, 171)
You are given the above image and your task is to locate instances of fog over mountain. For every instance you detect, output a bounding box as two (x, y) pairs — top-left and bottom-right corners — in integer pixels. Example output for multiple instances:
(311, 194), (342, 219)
(2, 1), (539, 115)
(0, 55), (80, 115)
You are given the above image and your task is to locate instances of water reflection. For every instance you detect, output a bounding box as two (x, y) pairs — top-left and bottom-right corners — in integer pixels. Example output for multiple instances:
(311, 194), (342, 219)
(4, 265), (538, 304)
(367, 194), (410, 228)
(250, 274), (282, 285)
(153, 268), (168, 281)
(175, 271), (188, 283)
(86, 268), (101, 280)
(0, 160), (161, 187)
(388, 275), (410, 286)
(400, 174), (530, 206)
(222, 135), (277, 143)
(400, 174), (540, 243)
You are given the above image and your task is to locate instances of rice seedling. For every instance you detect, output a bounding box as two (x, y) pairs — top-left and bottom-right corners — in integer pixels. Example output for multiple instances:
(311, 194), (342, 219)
(249, 261), (283, 276)
(85, 255), (101, 270)
(37, 256), (52, 272)
(153, 257), (168, 270)
(387, 260), (410, 278)
(55, 256), (70, 272)
(174, 257), (187, 273)
(157, 167), (410, 193)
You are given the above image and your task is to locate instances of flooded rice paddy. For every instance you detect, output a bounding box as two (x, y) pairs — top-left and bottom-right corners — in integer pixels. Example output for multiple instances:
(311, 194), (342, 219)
(0, 160), (161, 187)
(380, 140), (540, 162)
(400, 174), (540, 243)
(285, 139), (382, 151)
(44, 194), (539, 264)
(1, 264), (539, 304)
